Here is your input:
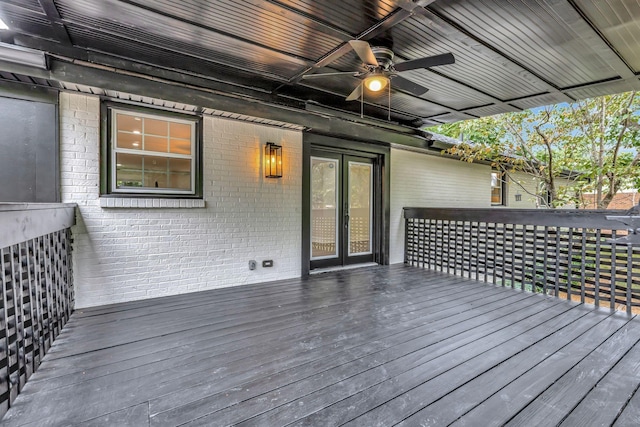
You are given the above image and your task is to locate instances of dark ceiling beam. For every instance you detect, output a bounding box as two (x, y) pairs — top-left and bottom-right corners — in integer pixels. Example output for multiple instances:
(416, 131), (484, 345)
(289, 83), (424, 123)
(412, 4), (575, 104)
(37, 0), (72, 46)
(421, 75), (640, 123)
(54, 21), (308, 82)
(114, 0), (312, 65)
(304, 102), (421, 134)
(263, 0), (353, 40)
(0, 58), (432, 149)
(12, 34), (282, 97)
(563, 0), (635, 79)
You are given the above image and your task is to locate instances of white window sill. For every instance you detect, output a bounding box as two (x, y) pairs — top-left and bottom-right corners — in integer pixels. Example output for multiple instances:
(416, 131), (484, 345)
(99, 198), (205, 209)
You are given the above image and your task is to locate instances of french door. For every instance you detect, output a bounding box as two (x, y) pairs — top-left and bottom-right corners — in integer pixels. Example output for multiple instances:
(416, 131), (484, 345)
(310, 151), (375, 269)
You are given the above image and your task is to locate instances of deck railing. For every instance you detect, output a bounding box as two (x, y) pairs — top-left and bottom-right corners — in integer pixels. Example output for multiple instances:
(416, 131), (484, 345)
(404, 207), (640, 314)
(0, 203), (75, 417)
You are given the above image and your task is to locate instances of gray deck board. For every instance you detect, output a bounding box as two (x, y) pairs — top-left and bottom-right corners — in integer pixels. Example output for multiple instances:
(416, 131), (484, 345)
(560, 337), (640, 426)
(395, 305), (605, 426)
(276, 301), (575, 427)
(2, 265), (640, 427)
(505, 318), (640, 426)
(150, 295), (544, 426)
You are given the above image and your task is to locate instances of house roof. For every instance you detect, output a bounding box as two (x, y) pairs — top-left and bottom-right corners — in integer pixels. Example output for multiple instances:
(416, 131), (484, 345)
(1, 0), (640, 130)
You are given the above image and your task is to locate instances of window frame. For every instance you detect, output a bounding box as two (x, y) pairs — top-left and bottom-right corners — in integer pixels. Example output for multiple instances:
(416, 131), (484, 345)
(101, 102), (203, 198)
(491, 170), (507, 206)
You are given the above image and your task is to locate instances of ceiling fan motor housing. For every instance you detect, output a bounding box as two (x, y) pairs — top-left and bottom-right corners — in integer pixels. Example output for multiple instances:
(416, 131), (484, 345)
(371, 47), (394, 71)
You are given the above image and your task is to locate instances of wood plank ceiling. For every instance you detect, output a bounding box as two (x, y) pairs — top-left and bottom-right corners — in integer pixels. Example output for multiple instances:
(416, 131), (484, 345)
(0, 0), (639, 127)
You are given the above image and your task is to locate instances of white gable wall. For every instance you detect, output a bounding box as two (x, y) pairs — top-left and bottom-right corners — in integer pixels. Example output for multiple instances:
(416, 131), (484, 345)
(389, 148), (490, 264)
(61, 92), (302, 308)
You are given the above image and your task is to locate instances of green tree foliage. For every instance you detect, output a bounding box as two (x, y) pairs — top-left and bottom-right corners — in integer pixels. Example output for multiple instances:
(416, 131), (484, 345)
(428, 92), (640, 208)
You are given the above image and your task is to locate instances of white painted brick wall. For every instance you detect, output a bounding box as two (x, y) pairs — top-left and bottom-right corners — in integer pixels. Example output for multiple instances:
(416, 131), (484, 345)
(389, 148), (490, 264)
(60, 92), (302, 308)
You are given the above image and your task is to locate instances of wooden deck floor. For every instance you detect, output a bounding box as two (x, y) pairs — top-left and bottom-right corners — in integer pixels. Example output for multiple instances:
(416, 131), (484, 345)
(3, 265), (640, 426)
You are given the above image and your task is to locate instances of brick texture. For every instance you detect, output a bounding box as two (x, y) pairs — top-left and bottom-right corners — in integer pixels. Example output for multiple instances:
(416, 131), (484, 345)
(60, 92), (302, 308)
(581, 191), (640, 210)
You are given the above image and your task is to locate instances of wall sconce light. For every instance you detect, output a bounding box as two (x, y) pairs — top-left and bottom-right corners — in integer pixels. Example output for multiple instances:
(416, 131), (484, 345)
(515, 192), (522, 202)
(264, 142), (283, 178)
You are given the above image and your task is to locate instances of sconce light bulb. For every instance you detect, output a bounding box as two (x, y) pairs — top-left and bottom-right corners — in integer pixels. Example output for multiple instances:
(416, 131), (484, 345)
(364, 74), (389, 92)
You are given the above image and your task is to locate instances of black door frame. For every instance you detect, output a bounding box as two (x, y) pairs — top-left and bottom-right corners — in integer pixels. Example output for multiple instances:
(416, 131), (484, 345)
(309, 152), (375, 270)
(302, 132), (390, 275)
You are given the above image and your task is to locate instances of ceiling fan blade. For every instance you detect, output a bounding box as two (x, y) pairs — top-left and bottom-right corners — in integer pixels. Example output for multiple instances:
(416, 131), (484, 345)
(348, 40), (378, 66)
(345, 84), (363, 101)
(394, 52), (455, 72)
(301, 71), (362, 79)
(392, 76), (429, 96)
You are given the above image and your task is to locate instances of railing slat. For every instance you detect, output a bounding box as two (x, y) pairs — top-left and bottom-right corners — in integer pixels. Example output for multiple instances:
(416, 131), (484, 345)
(611, 230), (617, 310)
(627, 249), (633, 315)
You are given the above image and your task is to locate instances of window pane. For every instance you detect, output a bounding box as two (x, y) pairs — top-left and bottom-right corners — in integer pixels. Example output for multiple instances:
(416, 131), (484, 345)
(117, 114), (142, 133)
(311, 158), (338, 259)
(144, 155), (168, 171)
(170, 138), (191, 155)
(115, 153), (143, 188)
(170, 122), (191, 139)
(349, 162), (372, 255)
(491, 187), (502, 204)
(116, 132), (142, 150)
(143, 156), (168, 189)
(145, 118), (168, 136)
(168, 158), (192, 190)
(170, 158), (191, 173)
(144, 135), (169, 153)
(491, 172), (499, 188)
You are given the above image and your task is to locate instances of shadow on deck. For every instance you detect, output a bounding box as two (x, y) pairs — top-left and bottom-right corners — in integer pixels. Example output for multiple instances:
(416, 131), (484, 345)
(3, 265), (640, 426)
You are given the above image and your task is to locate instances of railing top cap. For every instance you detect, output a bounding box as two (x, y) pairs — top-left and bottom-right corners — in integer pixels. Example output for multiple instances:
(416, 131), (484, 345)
(403, 207), (630, 229)
(0, 203), (76, 212)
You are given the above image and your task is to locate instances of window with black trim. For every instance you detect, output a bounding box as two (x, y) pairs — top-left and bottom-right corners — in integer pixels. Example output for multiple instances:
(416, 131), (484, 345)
(103, 103), (202, 197)
(491, 170), (507, 206)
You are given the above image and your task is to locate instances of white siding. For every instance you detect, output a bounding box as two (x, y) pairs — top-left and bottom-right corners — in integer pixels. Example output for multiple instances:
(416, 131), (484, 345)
(506, 171), (540, 208)
(389, 148), (490, 264)
(507, 171), (577, 209)
(61, 92), (302, 308)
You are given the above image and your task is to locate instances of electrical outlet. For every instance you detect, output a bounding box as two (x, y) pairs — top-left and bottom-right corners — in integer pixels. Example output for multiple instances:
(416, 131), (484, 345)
(249, 260), (257, 270)
(262, 260), (273, 267)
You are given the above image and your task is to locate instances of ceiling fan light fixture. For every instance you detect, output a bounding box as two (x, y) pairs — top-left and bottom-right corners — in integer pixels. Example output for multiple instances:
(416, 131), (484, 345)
(363, 74), (389, 92)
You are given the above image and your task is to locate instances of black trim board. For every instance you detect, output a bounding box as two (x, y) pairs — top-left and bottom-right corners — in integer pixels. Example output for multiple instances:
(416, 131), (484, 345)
(0, 58), (433, 150)
(0, 78), (58, 104)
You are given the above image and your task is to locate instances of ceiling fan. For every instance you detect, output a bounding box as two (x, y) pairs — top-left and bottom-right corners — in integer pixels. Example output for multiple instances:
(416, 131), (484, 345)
(301, 40), (455, 101)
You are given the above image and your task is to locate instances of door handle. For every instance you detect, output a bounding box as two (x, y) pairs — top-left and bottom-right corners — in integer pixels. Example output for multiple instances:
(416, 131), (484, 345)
(344, 214), (349, 227)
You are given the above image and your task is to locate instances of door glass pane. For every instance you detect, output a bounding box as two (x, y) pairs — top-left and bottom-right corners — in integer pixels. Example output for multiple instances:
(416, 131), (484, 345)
(348, 162), (372, 255)
(311, 157), (338, 259)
